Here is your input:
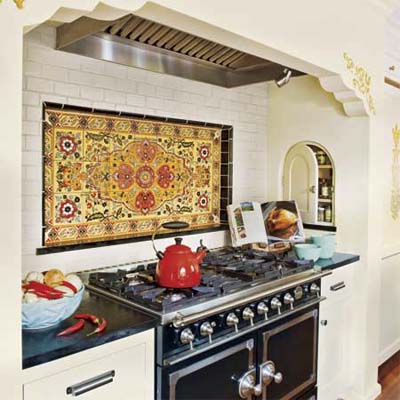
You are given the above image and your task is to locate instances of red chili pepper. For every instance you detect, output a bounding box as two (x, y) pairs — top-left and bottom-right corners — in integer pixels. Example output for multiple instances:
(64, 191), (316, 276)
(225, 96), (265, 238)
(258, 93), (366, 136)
(61, 280), (78, 294)
(87, 318), (107, 337)
(32, 290), (64, 300)
(57, 319), (85, 337)
(74, 313), (100, 325)
(23, 281), (63, 295)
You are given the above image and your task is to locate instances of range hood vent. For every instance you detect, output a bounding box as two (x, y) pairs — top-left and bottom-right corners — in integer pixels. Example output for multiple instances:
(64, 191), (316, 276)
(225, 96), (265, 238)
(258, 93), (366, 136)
(57, 15), (304, 88)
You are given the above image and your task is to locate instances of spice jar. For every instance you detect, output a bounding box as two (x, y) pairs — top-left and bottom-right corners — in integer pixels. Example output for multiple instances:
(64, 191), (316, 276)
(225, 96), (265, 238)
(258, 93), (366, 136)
(318, 207), (325, 222)
(325, 205), (332, 223)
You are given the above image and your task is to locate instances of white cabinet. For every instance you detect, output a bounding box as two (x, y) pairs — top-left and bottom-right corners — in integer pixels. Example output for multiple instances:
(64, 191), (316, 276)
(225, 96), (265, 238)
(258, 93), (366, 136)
(23, 329), (154, 400)
(318, 266), (354, 400)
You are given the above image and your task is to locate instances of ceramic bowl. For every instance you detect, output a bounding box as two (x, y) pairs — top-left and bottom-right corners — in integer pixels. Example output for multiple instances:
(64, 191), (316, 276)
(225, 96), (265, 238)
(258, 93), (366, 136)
(294, 244), (321, 262)
(22, 286), (85, 330)
(311, 234), (336, 259)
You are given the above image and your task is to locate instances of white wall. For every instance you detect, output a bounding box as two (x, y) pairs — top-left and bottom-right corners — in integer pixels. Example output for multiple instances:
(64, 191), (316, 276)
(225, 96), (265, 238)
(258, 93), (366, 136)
(267, 75), (369, 254)
(378, 11), (400, 365)
(22, 25), (268, 274)
(379, 88), (400, 364)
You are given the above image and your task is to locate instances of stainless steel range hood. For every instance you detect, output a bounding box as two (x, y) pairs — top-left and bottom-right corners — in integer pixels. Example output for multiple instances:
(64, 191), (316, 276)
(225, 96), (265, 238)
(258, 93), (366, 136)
(57, 14), (304, 88)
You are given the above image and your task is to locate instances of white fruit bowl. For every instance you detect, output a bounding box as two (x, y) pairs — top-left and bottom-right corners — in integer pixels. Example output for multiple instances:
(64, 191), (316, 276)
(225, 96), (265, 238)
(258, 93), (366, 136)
(22, 286), (85, 330)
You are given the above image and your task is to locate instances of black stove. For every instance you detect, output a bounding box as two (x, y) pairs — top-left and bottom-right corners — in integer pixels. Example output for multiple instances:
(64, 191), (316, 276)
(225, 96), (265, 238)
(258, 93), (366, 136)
(83, 246), (330, 400)
(87, 248), (314, 314)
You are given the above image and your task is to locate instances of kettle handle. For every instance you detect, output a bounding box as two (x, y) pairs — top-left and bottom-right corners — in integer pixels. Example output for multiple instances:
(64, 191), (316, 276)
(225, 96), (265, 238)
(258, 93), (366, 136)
(196, 239), (208, 253)
(152, 221), (190, 259)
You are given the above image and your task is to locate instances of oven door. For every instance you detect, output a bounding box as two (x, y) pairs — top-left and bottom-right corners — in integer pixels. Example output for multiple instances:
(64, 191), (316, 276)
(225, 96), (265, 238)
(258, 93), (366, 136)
(159, 338), (255, 400)
(260, 308), (318, 400)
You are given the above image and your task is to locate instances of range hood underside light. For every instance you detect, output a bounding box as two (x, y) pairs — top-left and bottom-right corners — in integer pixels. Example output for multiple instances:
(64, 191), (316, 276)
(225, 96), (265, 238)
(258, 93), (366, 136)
(56, 14), (305, 88)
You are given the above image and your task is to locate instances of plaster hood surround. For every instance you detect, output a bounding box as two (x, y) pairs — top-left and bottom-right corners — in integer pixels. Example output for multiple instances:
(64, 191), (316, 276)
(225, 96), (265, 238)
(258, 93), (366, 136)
(56, 14), (305, 87)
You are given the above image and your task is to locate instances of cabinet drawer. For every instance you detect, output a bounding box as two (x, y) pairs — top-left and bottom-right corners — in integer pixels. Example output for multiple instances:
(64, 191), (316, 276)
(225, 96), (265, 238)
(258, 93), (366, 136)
(24, 342), (151, 400)
(321, 264), (354, 303)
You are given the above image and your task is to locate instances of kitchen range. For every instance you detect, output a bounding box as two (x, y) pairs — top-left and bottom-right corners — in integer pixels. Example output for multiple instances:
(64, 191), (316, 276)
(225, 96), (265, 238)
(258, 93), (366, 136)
(85, 244), (329, 400)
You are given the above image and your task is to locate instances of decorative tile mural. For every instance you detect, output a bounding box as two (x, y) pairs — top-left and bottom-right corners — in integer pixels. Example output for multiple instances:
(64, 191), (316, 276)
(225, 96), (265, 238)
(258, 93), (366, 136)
(43, 105), (224, 247)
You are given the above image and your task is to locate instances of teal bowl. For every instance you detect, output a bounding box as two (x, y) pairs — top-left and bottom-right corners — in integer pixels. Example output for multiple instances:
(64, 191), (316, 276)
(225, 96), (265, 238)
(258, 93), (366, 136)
(311, 234), (336, 259)
(294, 244), (321, 262)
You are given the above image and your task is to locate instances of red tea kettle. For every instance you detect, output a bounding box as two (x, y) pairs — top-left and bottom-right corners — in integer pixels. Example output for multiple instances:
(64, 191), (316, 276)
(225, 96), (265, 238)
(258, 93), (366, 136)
(152, 221), (207, 288)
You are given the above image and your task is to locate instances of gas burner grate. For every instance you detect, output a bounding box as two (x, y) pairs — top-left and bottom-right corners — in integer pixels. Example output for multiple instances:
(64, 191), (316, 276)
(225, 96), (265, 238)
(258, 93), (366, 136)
(86, 247), (315, 313)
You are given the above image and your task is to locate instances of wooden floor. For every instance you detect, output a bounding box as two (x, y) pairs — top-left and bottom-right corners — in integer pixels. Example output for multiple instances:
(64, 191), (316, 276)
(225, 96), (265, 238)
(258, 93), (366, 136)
(378, 351), (400, 399)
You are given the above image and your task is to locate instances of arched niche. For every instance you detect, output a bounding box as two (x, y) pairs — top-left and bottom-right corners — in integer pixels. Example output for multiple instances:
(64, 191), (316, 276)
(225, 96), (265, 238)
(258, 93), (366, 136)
(283, 141), (335, 228)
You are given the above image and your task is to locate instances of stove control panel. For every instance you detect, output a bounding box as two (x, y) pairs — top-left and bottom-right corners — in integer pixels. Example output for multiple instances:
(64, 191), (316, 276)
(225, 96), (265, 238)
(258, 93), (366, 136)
(163, 279), (322, 357)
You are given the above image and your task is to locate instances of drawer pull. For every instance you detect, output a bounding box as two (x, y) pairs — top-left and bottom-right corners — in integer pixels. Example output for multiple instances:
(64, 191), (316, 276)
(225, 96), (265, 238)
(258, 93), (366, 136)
(330, 281), (346, 292)
(66, 370), (115, 396)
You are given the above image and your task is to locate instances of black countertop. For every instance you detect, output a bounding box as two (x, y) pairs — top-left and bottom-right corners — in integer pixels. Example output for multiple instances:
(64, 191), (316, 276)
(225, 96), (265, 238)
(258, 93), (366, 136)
(314, 252), (360, 270)
(22, 290), (158, 369)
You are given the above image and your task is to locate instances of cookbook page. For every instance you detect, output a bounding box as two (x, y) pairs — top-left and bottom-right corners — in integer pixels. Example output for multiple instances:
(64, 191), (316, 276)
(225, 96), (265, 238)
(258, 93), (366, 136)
(227, 201), (269, 247)
(261, 200), (305, 242)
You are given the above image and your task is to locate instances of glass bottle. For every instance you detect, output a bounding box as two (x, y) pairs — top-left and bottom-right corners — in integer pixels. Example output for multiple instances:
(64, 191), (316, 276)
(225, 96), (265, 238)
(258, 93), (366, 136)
(325, 205), (332, 223)
(321, 180), (329, 198)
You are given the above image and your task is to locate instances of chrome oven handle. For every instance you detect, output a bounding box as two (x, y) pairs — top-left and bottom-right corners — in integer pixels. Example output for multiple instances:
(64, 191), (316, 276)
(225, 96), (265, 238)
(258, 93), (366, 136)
(66, 370), (115, 396)
(260, 361), (283, 386)
(237, 369), (262, 399)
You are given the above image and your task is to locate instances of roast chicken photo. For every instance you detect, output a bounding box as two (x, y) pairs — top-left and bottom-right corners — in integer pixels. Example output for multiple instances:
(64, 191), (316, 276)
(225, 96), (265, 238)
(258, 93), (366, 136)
(266, 207), (298, 239)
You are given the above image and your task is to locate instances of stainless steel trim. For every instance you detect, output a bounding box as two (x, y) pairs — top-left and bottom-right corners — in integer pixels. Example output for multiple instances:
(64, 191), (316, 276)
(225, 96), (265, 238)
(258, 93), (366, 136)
(164, 297), (325, 366)
(86, 270), (330, 326)
(262, 310), (318, 400)
(168, 339), (254, 400)
(66, 370), (115, 396)
(170, 270), (330, 327)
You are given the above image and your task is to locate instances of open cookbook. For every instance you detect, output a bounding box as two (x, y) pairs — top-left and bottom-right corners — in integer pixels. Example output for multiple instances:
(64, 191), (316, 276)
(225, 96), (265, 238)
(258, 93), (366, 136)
(227, 200), (305, 247)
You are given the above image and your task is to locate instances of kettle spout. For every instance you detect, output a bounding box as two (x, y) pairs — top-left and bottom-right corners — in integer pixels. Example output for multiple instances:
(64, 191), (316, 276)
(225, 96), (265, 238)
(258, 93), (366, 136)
(194, 248), (207, 264)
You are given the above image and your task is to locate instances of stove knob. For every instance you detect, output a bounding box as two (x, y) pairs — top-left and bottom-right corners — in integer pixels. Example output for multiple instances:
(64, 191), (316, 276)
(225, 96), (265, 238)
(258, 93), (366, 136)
(270, 297), (282, 315)
(294, 286), (303, 300)
(257, 302), (269, 320)
(283, 293), (295, 310)
(226, 312), (239, 333)
(310, 283), (320, 298)
(242, 307), (255, 326)
(200, 321), (215, 343)
(180, 328), (195, 350)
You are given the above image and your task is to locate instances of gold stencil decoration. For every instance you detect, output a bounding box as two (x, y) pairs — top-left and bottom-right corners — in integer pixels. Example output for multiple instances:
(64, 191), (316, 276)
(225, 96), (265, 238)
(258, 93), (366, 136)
(343, 52), (375, 114)
(391, 124), (400, 220)
(43, 106), (222, 247)
(0, 0), (25, 8)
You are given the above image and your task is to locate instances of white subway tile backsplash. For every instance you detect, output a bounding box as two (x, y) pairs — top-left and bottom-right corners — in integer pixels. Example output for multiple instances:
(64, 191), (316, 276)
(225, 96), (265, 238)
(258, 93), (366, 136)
(104, 90), (126, 104)
(41, 94), (67, 105)
(25, 106), (42, 122)
(54, 82), (80, 97)
(22, 25), (268, 271)
(80, 86), (104, 101)
(27, 77), (53, 93)
(23, 91), (40, 106)
(24, 61), (42, 77)
(146, 96), (165, 110)
(42, 65), (68, 81)
(127, 94), (146, 107)
(23, 121), (40, 136)
(137, 82), (157, 96)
